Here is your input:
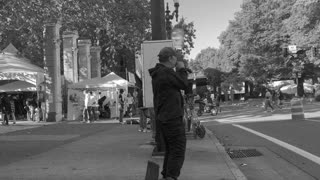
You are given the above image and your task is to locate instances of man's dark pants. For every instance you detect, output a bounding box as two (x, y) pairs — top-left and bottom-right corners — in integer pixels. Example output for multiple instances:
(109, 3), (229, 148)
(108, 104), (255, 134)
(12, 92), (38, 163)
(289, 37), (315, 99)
(160, 116), (186, 180)
(2, 111), (9, 125)
(87, 106), (97, 122)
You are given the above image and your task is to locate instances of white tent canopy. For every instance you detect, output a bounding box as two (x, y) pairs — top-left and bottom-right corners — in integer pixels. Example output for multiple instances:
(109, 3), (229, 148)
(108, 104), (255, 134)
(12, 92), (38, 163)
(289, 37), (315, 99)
(0, 43), (44, 73)
(68, 72), (135, 90)
(0, 80), (36, 92)
(0, 43), (45, 89)
(280, 83), (315, 94)
(267, 80), (294, 90)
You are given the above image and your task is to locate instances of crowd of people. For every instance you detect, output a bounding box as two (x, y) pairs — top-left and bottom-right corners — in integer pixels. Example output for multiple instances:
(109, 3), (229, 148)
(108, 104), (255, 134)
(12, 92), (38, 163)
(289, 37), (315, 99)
(0, 92), (45, 125)
(264, 89), (284, 112)
(118, 88), (139, 124)
(80, 88), (139, 124)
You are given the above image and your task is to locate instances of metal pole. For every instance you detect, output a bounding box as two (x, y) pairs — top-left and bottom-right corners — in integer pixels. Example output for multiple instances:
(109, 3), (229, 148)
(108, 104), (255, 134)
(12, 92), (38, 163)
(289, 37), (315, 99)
(44, 73), (47, 122)
(151, 0), (166, 155)
(151, 0), (166, 40)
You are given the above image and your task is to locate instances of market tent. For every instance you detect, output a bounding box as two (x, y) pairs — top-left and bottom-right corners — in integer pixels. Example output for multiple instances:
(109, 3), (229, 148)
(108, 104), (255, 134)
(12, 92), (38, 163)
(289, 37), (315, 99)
(67, 72), (133, 120)
(0, 80), (36, 92)
(0, 43), (44, 73)
(267, 80), (294, 90)
(68, 72), (135, 90)
(280, 83), (314, 94)
(0, 43), (45, 88)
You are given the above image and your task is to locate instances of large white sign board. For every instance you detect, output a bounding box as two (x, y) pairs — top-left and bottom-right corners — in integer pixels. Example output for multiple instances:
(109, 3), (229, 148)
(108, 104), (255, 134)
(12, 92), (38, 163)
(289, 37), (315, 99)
(141, 40), (173, 108)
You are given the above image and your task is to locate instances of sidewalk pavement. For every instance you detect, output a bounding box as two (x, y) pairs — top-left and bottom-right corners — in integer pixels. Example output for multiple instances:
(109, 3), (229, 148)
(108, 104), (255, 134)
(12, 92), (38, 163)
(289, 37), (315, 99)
(0, 118), (247, 180)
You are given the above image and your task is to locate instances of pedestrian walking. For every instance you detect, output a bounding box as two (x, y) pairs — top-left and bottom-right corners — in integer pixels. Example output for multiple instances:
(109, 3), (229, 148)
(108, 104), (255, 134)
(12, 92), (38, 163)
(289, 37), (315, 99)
(137, 89), (148, 132)
(274, 89), (283, 109)
(264, 89), (274, 112)
(215, 93), (221, 113)
(1, 93), (11, 125)
(132, 88), (138, 115)
(87, 91), (98, 123)
(82, 90), (89, 123)
(118, 89), (125, 124)
(149, 47), (189, 180)
(9, 95), (16, 124)
(38, 85), (46, 121)
(126, 92), (133, 117)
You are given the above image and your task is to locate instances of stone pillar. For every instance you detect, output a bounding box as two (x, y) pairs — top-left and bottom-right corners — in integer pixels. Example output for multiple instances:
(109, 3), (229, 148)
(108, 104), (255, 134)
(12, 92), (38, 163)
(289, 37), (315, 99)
(43, 19), (63, 122)
(62, 31), (79, 118)
(90, 46), (102, 78)
(63, 31), (79, 83)
(78, 39), (91, 81)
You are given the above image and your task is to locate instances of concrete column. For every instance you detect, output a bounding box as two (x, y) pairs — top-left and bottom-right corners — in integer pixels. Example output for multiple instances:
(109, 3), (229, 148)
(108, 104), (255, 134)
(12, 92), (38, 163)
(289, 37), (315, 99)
(78, 39), (92, 81)
(63, 31), (79, 83)
(90, 46), (102, 78)
(43, 19), (63, 122)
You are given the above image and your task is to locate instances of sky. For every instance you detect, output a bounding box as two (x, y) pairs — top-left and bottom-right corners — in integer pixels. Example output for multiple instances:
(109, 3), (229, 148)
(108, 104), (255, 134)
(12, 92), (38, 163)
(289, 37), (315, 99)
(165, 0), (243, 59)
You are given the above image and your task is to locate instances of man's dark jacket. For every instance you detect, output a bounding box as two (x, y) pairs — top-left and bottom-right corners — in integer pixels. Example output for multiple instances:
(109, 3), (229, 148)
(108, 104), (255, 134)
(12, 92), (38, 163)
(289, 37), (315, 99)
(149, 63), (188, 123)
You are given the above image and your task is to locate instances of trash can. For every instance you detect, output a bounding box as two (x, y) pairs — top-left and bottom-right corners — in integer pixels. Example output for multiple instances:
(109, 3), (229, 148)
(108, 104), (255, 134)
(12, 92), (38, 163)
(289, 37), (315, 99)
(290, 98), (304, 120)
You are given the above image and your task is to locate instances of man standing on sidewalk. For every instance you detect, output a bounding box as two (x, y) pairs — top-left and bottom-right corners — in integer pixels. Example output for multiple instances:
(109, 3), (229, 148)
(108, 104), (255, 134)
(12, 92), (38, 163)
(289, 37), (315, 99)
(149, 47), (189, 180)
(118, 89), (125, 124)
(82, 90), (89, 123)
(1, 93), (11, 125)
(87, 91), (98, 123)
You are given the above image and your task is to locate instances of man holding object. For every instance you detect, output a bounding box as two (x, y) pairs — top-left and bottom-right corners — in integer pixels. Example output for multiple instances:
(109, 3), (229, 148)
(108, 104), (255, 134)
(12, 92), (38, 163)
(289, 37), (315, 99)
(149, 47), (189, 180)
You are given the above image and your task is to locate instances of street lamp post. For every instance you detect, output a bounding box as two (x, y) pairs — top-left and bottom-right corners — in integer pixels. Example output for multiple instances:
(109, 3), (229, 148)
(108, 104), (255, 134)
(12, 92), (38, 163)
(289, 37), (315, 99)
(165, 0), (179, 39)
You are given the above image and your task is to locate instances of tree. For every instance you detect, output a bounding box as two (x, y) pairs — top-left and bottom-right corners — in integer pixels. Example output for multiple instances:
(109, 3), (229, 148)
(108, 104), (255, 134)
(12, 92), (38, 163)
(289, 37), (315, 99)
(203, 68), (223, 94)
(191, 47), (217, 72)
(0, 0), (151, 77)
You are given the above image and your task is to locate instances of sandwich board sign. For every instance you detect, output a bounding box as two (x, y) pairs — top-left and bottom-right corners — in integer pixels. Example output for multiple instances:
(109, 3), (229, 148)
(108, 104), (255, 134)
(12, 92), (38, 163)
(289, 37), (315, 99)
(141, 40), (173, 108)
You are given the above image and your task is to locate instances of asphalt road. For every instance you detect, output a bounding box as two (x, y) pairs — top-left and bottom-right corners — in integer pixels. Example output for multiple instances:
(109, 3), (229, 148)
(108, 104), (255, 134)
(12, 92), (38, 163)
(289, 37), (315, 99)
(205, 103), (320, 179)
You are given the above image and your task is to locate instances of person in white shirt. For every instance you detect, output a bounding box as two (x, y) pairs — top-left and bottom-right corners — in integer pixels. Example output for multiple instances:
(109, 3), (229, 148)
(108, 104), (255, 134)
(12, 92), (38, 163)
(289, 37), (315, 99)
(82, 90), (89, 122)
(87, 91), (98, 123)
(126, 93), (133, 117)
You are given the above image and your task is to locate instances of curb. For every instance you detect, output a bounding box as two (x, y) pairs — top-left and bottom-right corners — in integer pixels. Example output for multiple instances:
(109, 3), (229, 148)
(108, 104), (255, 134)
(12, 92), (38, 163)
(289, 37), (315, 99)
(205, 127), (248, 180)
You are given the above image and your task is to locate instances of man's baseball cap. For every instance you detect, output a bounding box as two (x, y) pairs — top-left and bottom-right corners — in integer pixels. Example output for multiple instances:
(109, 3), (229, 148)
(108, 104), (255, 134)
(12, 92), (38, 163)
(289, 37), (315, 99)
(158, 47), (176, 57)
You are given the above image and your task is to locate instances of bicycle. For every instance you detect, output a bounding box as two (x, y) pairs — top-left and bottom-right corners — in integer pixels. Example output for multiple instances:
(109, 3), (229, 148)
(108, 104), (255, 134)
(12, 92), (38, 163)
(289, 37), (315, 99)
(183, 94), (206, 139)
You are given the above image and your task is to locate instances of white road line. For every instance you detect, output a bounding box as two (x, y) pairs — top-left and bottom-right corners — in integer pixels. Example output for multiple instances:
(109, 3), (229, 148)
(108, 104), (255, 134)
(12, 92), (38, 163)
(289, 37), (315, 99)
(233, 124), (320, 165)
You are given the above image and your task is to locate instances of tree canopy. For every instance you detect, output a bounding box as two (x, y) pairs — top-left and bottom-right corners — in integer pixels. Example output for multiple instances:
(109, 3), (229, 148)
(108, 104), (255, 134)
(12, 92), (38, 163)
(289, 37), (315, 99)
(192, 0), (320, 94)
(0, 0), (151, 75)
